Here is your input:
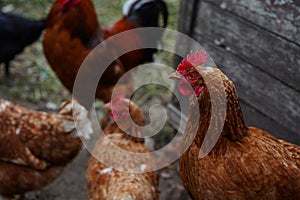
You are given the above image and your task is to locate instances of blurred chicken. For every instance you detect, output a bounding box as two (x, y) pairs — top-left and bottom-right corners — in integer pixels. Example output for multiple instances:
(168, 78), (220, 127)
(102, 0), (168, 65)
(169, 51), (300, 199)
(0, 11), (46, 76)
(43, 0), (168, 104)
(86, 95), (159, 200)
(0, 99), (92, 198)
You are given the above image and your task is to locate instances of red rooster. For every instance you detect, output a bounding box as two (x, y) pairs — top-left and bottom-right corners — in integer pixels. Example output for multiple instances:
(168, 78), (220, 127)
(43, 0), (168, 104)
(0, 99), (92, 198)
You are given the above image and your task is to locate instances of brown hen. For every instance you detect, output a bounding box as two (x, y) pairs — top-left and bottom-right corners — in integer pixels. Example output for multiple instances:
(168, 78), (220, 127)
(0, 99), (92, 198)
(86, 96), (159, 200)
(169, 51), (300, 199)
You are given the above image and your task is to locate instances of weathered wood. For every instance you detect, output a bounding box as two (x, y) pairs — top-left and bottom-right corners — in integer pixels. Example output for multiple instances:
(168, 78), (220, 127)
(167, 99), (300, 145)
(240, 101), (299, 145)
(204, 0), (300, 45)
(194, 1), (300, 90)
(177, 0), (199, 35)
(175, 0), (200, 66)
(194, 33), (300, 136)
(172, 0), (300, 144)
(167, 103), (187, 135)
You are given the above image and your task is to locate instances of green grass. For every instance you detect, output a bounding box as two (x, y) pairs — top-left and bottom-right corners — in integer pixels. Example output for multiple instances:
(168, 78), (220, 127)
(0, 0), (52, 17)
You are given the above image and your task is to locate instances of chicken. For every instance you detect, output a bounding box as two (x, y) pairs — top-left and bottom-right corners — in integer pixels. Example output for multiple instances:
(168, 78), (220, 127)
(86, 95), (159, 200)
(0, 11), (46, 76)
(169, 51), (300, 199)
(0, 99), (93, 198)
(102, 0), (168, 65)
(43, 0), (168, 104)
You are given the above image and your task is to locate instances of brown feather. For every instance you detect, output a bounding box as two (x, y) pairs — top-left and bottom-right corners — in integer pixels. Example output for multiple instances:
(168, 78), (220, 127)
(86, 99), (159, 200)
(0, 99), (92, 197)
(177, 67), (300, 199)
(43, 0), (138, 103)
(43, 0), (167, 103)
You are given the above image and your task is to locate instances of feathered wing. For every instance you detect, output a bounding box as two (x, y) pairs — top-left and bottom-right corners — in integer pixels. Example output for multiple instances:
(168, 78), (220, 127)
(0, 161), (63, 197)
(0, 99), (92, 168)
(86, 133), (159, 200)
(223, 128), (300, 198)
(0, 99), (93, 197)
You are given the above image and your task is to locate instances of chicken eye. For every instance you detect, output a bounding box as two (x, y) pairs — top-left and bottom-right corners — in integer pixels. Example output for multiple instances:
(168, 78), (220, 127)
(188, 73), (196, 79)
(185, 72), (199, 82)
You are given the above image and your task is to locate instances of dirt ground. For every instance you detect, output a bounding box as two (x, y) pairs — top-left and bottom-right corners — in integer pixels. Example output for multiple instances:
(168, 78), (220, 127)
(22, 150), (191, 200)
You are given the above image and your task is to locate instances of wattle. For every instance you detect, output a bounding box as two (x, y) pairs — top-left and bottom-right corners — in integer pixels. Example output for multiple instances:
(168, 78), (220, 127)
(178, 80), (193, 96)
(194, 86), (204, 97)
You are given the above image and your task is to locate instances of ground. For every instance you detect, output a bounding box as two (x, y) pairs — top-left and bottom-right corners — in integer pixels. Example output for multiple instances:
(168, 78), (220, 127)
(0, 0), (191, 199)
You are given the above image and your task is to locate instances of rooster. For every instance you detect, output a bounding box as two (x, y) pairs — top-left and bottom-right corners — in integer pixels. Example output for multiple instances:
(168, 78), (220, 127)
(0, 11), (46, 76)
(86, 95), (159, 200)
(0, 99), (92, 198)
(43, 0), (168, 103)
(169, 51), (300, 199)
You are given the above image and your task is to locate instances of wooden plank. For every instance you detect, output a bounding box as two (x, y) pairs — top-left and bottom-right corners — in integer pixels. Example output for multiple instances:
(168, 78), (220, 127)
(193, 33), (300, 135)
(175, 0), (300, 144)
(167, 103), (187, 135)
(167, 101), (300, 145)
(204, 0), (300, 45)
(194, 1), (300, 90)
(240, 101), (300, 145)
(175, 0), (201, 66)
(177, 0), (198, 34)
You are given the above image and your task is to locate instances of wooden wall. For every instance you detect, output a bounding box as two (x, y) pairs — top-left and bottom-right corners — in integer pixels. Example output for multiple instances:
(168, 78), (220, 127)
(175, 0), (300, 145)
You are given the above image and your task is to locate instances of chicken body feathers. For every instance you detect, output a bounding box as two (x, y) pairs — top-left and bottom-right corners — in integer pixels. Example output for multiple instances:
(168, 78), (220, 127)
(0, 99), (92, 197)
(176, 67), (300, 200)
(86, 133), (159, 200)
(86, 98), (159, 200)
(180, 127), (300, 199)
(43, 0), (168, 103)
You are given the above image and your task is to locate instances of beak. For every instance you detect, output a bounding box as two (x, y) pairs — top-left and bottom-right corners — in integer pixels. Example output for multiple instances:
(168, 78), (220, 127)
(169, 72), (181, 80)
(102, 103), (112, 111)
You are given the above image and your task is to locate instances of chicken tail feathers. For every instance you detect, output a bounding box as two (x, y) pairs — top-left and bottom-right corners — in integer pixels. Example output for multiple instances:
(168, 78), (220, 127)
(123, 0), (168, 28)
(123, 0), (169, 63)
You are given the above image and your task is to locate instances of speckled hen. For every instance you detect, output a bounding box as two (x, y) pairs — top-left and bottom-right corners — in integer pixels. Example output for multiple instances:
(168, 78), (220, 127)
(86, 96), (159, 200)
(169, 51), (300, 199)
(0, 99), (92, 198)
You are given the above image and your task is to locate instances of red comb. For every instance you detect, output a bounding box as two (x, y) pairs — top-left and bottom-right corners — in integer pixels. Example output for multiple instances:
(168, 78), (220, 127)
(186, 50), (208, 66)
(109, 94), (126, 105)
(176, 59), (192, 75)
(109, 94), (127, 121)
(176, 50), (207, 76)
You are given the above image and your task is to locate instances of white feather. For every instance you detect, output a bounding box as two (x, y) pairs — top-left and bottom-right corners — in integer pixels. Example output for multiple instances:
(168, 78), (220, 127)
(123, 0), (164, 16)
(72, 101), (93, 139)
(98, 166), (113, 175)
(0, 100), (11, 112)
(59, 100), (93, 140)
(122, 0), (138, 16)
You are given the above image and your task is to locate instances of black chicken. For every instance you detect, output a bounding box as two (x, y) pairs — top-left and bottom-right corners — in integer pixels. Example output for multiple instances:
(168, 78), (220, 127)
(0, 11), (46, 76)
